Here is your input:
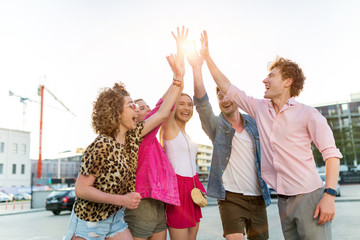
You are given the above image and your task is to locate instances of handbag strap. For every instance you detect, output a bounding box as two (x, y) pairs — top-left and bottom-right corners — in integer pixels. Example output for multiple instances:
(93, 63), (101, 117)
(179, 129), (197, 189)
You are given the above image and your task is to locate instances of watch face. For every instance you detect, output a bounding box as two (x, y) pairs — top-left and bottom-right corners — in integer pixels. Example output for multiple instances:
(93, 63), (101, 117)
(325, 188), (336, 196)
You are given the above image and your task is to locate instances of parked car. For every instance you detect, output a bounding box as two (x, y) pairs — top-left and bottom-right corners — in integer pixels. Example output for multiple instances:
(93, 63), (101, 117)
(13, 193), (32, 201)
(319, 173), (341, 196)
(45, 188), (76, 215)
(0, 192), (12, 202)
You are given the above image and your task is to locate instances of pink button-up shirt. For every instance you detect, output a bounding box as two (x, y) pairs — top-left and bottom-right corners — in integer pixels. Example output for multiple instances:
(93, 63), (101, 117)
(135, 99), (180, 205)
(226, 84), (343, 195)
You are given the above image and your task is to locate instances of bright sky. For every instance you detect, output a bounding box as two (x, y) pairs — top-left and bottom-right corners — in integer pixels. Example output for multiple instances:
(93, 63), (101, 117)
(0, 0), (359, 159)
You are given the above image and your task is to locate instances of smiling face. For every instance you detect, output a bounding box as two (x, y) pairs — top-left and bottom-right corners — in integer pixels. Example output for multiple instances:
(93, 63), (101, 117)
(217, 90), (237, 117)
(119, 96), (139, 131)
(175, 94), (193, 123)
(262, 67), (292, 100)
(136, 99), (151, 122)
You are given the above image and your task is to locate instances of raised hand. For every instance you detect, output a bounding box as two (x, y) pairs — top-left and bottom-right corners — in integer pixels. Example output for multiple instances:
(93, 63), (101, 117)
(186, 40), (204, 69)
(171, 26), (189, 62)
(166, 53), (185, 82)
(200, 30), (210, 60)
(121, 192), (141, 209)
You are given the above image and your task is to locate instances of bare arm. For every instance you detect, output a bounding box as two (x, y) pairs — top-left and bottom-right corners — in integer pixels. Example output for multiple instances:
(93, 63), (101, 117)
(141, 52), (185, 138)
(200, 30), (231, 94)
(186, 40), (206, 98)
(75, 174), (141, 209)
(314, 157), (340, 225)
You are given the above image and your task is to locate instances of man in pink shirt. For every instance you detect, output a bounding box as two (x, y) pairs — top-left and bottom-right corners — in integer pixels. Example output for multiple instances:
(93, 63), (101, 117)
(198, 30), (342, 239)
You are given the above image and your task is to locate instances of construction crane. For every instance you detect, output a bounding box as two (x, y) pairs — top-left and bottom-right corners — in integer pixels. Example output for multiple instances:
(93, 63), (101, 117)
(8, 90), (39, 130)
(37, 85), (76, 179)
(9, 84), (75, 179)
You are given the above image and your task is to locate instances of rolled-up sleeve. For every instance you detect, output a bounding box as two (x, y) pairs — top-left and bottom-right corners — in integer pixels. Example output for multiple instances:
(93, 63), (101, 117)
(226, 84), (258, 119)
(308, 109), (343, 161)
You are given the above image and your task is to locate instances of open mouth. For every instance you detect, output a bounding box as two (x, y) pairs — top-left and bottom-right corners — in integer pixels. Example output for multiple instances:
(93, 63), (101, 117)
(222, 102), (232, 109)
(180, 112), (190, 117)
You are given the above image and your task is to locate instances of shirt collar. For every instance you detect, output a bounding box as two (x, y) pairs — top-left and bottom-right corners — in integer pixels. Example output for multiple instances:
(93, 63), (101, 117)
(267, 97), (297, 108)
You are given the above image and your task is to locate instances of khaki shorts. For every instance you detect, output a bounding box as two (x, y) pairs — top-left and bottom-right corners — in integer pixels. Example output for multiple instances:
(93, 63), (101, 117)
(124, 198), (167, 238)
(218, 191), (268, 240)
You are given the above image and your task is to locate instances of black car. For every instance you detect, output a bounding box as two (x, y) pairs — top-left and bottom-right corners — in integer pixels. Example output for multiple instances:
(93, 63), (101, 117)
(45, 188), (76, 215)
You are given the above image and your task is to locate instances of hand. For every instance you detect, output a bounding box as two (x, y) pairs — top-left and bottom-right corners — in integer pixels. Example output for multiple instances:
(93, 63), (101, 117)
(313, 193), (335, 225)
(186, 40), (204, 69)
(171, 26), (189, 62)
(166, 53), (185, 81)
(121, 192), (141, 209)
(199, 30), (210, 60)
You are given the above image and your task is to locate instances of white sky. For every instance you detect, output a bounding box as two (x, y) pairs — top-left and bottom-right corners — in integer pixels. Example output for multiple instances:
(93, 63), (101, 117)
(0, 0), (359, 159)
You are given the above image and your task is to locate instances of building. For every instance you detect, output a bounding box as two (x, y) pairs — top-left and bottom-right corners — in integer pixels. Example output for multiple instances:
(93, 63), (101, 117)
(196, 144), (213, 182)
(313, 94), (360, 168)
(0, 128), (31, 188)
(31, 149), (84, 184)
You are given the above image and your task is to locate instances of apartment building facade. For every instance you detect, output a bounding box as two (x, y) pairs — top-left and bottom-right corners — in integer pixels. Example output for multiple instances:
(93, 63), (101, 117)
(0, 128), (31, 187)
(314, 94), (360, 167)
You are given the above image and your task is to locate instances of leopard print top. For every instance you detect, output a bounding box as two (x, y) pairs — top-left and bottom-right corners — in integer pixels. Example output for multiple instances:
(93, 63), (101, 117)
(73, 121), (144, 222)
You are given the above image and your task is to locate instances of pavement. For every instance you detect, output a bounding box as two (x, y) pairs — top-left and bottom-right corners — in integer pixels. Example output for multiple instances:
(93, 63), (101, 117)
(1, 184), (359, 216)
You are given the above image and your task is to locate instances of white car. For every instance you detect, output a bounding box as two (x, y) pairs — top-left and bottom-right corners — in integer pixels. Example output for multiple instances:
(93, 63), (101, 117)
(0, 192), (12, 202)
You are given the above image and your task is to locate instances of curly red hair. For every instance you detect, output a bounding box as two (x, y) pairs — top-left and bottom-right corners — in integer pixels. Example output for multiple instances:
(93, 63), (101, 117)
(91, 82), (129, 138)
(268, 57), (306, 97)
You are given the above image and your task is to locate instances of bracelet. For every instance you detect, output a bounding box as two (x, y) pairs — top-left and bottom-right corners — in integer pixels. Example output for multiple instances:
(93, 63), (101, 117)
(172, 80), (182, 87)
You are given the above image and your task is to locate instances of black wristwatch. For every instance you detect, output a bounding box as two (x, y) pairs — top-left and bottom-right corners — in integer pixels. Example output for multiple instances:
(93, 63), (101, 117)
(324, 188), (336, 196)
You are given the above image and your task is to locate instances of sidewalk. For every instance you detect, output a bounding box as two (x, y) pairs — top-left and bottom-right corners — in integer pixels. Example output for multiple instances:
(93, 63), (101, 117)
(1, 184), (359, 216)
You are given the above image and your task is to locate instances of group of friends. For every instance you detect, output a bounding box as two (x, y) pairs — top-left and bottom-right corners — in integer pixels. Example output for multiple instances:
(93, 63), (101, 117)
(64, 27), (342, 240)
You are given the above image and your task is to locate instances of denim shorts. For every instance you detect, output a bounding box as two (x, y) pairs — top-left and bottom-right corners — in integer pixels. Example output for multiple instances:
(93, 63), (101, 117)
(65, 208), (127, 240)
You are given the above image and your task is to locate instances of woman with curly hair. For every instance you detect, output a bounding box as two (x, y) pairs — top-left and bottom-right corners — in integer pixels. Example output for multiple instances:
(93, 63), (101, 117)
(65, 53), (184, 240)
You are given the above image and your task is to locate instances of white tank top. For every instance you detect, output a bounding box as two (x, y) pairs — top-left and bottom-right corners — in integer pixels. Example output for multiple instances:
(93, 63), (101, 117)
(163, 130), (198, 177)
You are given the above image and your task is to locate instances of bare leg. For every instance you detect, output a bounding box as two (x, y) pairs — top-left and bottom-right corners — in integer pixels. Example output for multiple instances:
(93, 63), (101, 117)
(106, 228), (133, 240)
(225, 233), (245, 240)
(168, 227), (189, 240)
(149, 230), (167, 240)
(71, 235), (86, 240)
(188, 222), (200, 240)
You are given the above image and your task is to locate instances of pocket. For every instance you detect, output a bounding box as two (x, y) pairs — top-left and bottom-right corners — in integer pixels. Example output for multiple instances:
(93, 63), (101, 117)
(214, 126), (231, 146)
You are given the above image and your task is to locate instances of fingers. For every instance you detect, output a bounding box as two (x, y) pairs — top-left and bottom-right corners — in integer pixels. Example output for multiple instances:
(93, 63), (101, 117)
(171, 31), (176, 40)
(127, 192), (141, 209)
(166, 54), (175, 67)
(192, 40), (197, 52)
(313, 205), (320, 219)
(317, 212), (332, 225)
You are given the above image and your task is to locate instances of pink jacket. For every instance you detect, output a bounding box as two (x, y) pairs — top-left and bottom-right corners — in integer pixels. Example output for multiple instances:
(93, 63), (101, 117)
(135, 99), (180, 205)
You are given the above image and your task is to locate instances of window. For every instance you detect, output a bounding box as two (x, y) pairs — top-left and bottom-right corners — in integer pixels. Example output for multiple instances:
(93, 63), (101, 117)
(21, 144), (26, 155)
(0, 142), (4, 153)
(0, 164), (3, 174)
(328, 106), (337, 116)
(341, 104), (349, 115)
(12, 164), (16, 174)
(21, 164), (25, 174)
(13, 143), (18, 154)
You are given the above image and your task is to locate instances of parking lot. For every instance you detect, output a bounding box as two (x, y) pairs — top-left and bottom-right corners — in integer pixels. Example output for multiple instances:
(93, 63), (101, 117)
(0, 184), (360, 239)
